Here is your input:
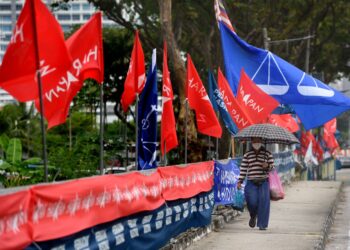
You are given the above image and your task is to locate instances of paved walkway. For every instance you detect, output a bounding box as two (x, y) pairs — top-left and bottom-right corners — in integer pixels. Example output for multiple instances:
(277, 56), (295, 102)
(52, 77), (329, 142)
(188, 181), (341, 250)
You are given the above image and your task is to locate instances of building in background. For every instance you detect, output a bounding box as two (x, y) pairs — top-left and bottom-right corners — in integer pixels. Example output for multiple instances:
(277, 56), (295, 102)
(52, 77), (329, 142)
(0, 0), (115, 107)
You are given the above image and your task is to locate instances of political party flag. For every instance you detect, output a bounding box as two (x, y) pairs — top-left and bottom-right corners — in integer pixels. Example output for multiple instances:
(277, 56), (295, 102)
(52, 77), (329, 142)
(35, 12), (104, 129)
(208, 70), (238, 135)
(324, 118), (336, 133)
(217, 68), (252, 130)
(138, 49), (158, 170)
(161, 42), (178, 156)
(186, 54), (222, 138)
(0, 0), (72, 102)
(237, 69), (279, 124)
(268, 114), (299, 133)
(215, 0), (350, 130)
(121, 31), (146, 112)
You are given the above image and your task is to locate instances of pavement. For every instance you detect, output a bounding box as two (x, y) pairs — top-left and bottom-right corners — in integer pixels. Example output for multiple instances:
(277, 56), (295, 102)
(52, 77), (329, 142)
(187, 181), (342, 250)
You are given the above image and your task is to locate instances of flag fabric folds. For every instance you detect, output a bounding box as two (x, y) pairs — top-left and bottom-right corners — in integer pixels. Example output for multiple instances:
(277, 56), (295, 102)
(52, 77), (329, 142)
(160, 42), (178, 156)
(268, 114), (299, 133)
(121, 31), (146, 112)
(186, 54), (222, 138)
(236, 69), (279, 124)
(216, 0), (350, 130)
(35, 12), (104, 129)
(0, 0), (72, 102)
(217, 68), (252, 130)
(208, 70), (238, 135)
(138, 49), (158, 170)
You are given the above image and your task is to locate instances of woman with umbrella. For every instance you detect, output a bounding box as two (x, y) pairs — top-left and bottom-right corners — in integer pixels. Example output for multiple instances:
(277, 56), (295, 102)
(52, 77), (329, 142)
(236, 124), (299, 230)
(237, 137), (274, 230)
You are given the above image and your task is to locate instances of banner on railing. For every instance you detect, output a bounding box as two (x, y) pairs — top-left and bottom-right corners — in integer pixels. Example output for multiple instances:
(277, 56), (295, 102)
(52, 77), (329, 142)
(0, 161), (214, 250)
(25, 190), (214, 250)
(214, 159), (240, 205)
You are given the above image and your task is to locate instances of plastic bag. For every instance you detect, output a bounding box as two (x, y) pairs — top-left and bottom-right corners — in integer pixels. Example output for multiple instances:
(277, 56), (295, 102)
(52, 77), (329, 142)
(231, 187), (245, 211)
(269, 169), (285, 201)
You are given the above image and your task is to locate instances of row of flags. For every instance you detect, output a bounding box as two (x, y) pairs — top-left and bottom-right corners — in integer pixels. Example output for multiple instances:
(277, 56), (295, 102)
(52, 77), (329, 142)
(0, 0), (343, 170)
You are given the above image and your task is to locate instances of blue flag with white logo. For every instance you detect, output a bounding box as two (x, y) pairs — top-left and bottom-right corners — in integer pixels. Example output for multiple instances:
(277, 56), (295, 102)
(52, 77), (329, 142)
(219, 21), (350, 130)
(208, 70), (238, 135)
(138, 49), (158, 170)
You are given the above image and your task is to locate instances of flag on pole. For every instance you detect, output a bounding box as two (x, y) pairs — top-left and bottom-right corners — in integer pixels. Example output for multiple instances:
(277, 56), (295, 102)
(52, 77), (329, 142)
(138, 49), (158, 170)
(208, 70), (238, 135)
(0, 0), (72, 102)
(217, 68), (252, 130)
(121, 31), (146, 112)
(324, 118), (337, 133)
(268, 114), (299, 133)
(35, 12), (104, 129)
(237, 69), (279, 124)
(161, 42), (178, 156)
(215, 0), (350, 130)
(186, 54), (222, 138)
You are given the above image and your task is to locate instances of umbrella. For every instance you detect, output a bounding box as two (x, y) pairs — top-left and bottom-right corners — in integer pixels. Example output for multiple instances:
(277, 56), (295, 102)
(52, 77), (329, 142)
(234, 123), (299, 145)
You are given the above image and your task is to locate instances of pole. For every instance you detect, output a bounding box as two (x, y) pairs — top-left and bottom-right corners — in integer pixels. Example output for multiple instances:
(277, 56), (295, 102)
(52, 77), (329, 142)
(163, 142), (167, 166)
(30, 0), (48, 182)
(69, 111), (72, 151)
(216, 111), (220, 160)
(231, 136), (235, 158)
(135, 94), (139, 170)
(305, 32), (311, 73)
(263, 27), (269, 50)
(208, 136), (211, 159)
(185, 99), (188, 164)
(99, 84), (104, 175)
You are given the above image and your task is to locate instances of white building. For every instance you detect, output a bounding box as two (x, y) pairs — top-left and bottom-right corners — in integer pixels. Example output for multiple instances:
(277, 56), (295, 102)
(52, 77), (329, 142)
(0, 0), (115, 107)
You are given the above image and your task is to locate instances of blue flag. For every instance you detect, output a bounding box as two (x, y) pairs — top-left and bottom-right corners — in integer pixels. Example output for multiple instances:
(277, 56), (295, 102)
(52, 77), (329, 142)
(208, 70), (238, 135)
(219, 22), (350, 130)
(138, 49), (158, 170)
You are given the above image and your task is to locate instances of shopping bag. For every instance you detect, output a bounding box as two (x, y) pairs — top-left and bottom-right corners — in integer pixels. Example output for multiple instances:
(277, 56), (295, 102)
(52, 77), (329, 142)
(269, 169), (285, 201)
(231, 187), (245, 211)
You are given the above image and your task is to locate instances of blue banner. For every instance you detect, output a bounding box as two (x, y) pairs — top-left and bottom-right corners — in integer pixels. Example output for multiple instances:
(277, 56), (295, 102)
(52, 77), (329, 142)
(138, 49), (158, 170)
(26, 190), (214, 250)
(208, 70), (238, 135)
(219, 21), (350, 130)
(214, 159), (241, 205)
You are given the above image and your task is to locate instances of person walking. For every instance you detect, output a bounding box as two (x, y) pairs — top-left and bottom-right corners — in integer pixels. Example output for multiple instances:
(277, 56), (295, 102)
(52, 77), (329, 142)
(237, 137), (274, 230)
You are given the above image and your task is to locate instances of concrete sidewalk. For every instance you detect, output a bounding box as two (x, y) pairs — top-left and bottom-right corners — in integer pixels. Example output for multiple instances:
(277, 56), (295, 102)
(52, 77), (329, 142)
(188, 181), (342, 250)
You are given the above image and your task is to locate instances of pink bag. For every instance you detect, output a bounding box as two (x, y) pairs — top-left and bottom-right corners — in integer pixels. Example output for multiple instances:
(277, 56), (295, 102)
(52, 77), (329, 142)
(269, 169), (285, 201)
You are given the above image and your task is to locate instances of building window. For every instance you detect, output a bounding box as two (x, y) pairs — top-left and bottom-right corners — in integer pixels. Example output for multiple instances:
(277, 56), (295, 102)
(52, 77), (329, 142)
(0, 15), (11, 22)
(0, 5), (11, 11)
(82, 3), (91, 11)
(71, 3), (80, 11)
(1, 45), (7, 51)
(72, 14), (80, 21)
(0, 25), (12, 32)
(62, 25), (71, 33)
(3, 34), (11, 41)
(83, 14), (91, 20)
(58, 14), (70, 21)
(16, 4), (22, 10)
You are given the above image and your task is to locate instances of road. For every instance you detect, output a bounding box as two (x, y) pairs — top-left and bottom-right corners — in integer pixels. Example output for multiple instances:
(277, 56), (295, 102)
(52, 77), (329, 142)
(325, 168), (350, 250)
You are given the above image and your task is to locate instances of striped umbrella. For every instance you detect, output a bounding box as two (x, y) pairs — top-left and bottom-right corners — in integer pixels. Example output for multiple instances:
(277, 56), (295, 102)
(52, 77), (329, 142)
(234, 123), (299, 145)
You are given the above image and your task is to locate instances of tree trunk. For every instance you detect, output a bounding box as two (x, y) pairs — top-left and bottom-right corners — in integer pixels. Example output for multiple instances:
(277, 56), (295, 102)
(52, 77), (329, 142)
(158, 0), (201, 163)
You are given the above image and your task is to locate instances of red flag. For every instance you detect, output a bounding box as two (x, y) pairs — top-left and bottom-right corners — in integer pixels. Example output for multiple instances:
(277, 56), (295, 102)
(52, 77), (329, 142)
(268, 114), (299, 133)
(323, 127), (339, 150)
(161, 42), (178, 155)
(35, 12), (104, 129)
(324, 118), (336, 133)
(0, 0), (72, 102)
(237, 69), (279, 123)
(314, 140), (324, 162)
(186, 54), (222, 138)
(217, 68), (252, 130)
(300, 131), (317, 156)
(120, 31), (145, 112)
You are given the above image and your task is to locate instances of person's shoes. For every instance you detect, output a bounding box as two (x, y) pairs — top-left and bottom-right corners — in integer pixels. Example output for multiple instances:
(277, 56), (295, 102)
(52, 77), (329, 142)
(249, 216), (256, 228)
(259, 227), (267, 230)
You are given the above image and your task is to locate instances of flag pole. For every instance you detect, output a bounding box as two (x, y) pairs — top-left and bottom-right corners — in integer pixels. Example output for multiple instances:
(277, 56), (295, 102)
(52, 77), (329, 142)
(163, 142), (167, 166)
(99, 83), (104, 174)
(185, 99), (188, 164)
(135, 94), (139, 170)
(216, 111), (220, 159)
(69, 110), (72, 151)
(30, 0), (48, 182)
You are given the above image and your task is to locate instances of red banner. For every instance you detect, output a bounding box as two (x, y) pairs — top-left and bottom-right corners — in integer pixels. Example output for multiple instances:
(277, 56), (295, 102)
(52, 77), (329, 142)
(158, 161), (214, 201)
(0, 190), (31, 250)
(268, 114), (299, 133)
(0, 162), (214, 249)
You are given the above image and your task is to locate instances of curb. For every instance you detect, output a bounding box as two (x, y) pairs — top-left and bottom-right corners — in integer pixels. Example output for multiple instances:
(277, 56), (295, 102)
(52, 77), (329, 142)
(161, 206), (241, 250)
(314, 181), (343, 250)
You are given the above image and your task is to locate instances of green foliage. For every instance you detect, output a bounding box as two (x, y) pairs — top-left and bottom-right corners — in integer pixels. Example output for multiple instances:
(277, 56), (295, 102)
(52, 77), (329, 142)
(6, 138), (22, 164)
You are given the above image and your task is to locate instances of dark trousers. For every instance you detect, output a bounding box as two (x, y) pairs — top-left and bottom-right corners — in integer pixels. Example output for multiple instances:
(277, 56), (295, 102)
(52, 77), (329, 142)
(244, 179), (270, 228)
